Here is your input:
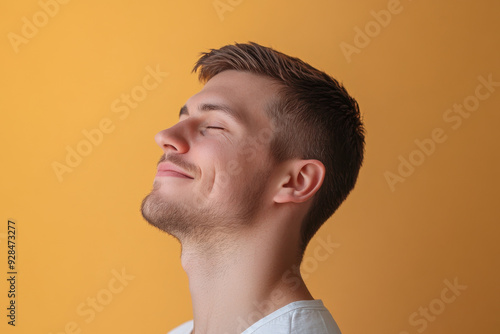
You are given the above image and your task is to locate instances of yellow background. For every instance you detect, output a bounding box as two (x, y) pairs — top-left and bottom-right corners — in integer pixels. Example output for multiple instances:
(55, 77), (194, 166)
(1, 0), (499, 333)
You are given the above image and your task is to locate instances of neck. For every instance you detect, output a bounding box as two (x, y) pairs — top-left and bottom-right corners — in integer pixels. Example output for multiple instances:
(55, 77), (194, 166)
(180, 219), (313, 334)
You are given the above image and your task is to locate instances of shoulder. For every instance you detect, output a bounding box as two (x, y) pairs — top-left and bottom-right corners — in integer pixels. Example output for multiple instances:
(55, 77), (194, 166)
(244, 300), (342, 334)
(167, 319), (193, 334)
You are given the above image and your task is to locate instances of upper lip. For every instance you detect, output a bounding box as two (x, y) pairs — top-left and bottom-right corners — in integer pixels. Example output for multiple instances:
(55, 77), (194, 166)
(157, 162), (194, 179)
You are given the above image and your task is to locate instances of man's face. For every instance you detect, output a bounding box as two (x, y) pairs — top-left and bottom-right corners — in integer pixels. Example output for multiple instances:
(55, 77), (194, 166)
(141, 70), (280, 242)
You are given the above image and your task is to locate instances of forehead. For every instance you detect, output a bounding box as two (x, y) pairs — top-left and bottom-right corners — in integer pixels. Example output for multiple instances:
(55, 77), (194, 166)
(185, 70), (279, 129)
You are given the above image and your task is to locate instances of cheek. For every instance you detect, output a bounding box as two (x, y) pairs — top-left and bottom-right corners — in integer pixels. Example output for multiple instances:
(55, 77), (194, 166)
(195, 136), (255, 190)
(213, 156), (247, 194)
(190, 143), (230, 193)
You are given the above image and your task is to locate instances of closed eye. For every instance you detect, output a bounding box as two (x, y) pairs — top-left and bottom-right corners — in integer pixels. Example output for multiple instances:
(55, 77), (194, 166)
(200, 125), (225, 136)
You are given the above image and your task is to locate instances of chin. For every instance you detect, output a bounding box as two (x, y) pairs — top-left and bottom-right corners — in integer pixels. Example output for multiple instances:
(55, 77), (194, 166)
(140, 191), (197, 240)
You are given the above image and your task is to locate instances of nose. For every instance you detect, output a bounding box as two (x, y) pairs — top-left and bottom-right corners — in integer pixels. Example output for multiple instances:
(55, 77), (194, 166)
(154, 122), (190, 154)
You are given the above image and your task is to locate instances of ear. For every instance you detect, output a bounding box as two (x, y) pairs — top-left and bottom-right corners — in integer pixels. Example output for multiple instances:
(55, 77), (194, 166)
(273, 159), (325, 204)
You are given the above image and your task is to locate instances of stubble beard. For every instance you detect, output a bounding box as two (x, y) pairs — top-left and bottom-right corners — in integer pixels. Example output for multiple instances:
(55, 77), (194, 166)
(140, 181), (214, 243)
(141, 167), (269, 243)
(140, 167), (271, 246)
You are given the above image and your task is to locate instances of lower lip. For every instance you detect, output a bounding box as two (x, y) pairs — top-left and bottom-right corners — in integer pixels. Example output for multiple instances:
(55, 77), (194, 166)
(156, 170), (192, 178)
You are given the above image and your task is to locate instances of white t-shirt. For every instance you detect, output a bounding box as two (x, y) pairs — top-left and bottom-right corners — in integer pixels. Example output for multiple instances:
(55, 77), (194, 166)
(168, 299), (341, 334)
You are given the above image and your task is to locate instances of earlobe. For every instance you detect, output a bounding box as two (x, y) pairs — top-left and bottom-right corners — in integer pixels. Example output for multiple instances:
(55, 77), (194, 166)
(273, 159), (325, 204)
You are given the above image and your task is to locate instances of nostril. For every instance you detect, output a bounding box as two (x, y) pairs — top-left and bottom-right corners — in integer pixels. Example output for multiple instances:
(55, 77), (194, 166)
(163, 143), (178, 151)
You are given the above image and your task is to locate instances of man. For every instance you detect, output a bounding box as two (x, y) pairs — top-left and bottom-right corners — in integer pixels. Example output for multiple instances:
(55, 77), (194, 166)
(141, 42), (365, 334)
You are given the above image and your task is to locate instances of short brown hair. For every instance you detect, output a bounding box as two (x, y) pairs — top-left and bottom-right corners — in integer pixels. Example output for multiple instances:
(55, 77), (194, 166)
(193, 42), (365, 255)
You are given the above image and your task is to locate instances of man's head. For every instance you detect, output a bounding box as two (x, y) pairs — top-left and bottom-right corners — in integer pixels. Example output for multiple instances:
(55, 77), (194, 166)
(142, 42), (364, 256)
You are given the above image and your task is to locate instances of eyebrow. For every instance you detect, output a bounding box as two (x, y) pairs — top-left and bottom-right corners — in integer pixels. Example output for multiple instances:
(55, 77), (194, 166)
(179, 103), (243, 123)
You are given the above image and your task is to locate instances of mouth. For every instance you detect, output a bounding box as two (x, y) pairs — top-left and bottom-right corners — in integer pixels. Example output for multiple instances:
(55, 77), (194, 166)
(156, 162), (194, 179)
